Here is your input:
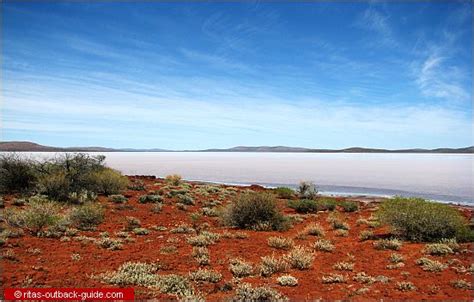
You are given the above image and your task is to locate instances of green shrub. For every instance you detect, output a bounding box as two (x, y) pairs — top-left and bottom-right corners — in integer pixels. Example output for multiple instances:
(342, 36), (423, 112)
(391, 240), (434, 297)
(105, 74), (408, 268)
(88, 168), (128, 195)
(288, 199), (318, 213)
(0, 154), (37, 193)
(189, 269), (222, 283)
(10, 201), (63, 235)
(277, 275), (298, 287)
(221, 192), (289, 231)
(260, 254), (289, 277)
(101, 261), (160, 287)
(274, 187), (295, 199)
(109, 194), (128, 203)
(298, 181), (318, 199)
(139, 194), (163, 203)
(37, 171), (71, 201)
(176, 194), (194, 205)
(340, 201), (358, 212)
(165, 174), (182, 186)
(377, 197), (472, 242)
(423, 243), (453, 256)
(70, 203), (104, 230)
(229, 258), (254, 277)
(267, 236), (294, 250)
(232, 283), (288, 302)
(284, 246), (314, 270)
(373, 238), (402, 251)
(318, 198), (337, 211)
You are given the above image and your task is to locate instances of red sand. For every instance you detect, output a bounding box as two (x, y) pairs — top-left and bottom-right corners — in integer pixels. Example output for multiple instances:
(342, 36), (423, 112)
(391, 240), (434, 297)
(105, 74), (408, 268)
(1, 177), (473, 300)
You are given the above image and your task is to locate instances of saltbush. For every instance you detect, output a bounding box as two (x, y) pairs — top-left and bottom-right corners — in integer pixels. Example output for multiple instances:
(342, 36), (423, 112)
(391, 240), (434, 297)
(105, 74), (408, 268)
(87, 168), (128, 195)
(340, 201), (358, 212)
(298, 181), (318, 199)
(377, 197), (472, 242)
(221, 192), (289, 231)
(70, 202), (104, 230)
(274, 187), (295, 199)
(288, 199), (318, 213)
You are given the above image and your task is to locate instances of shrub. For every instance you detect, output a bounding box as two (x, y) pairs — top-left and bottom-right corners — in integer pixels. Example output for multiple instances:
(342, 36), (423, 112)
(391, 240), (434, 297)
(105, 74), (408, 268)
(260, 254), (289, 277)
(37, 171), (71, 201)
(267, 236), (294, 250)
(187, 231), (220, 247)
(70, 203), (104, 230)
(397, 281), (417, 291)
(165, 174), (182, 186)
(189, 269), (222, 283)
(139, 194), (163, 204)
(97, 237), (123, 250)
(128, 179), (145, 191)
(335, 229), (349, 237)
(232, 283), (288, 302)
(451, 279), (472, 289)
(340, 201), (358, 212)
(304, 223), (325, 236)
(314, 239), (335, 252)
(101, 261), (160, 287)
(156, 274), (194, 297)
(11, 201), (63, 235)
(277, 275), (298, 287)
(333, 261), (354, 271)
(170, 223), (194, 234)
(415, 257), (447, 272)
(229, 258), (254, 277)
(439, 238), (460, 252)
(359, 230), (374, 241)
(176, 194), (194, 205)
(318, 198), (337, 211)
(298, 181), (318, 199)
(0, 154), (37, 193)
(132, 228), (150, 235)
(274, 187), (295, 199)
(423, 243), (453, 256)
(322, 273), (346, 284)
(109, 194), (128, 203)
(284, 246), (314, 270)
(373, 239), (402, 251)
(192, 247), (210, 266)
(87, 168), (128, 195)
(377, 197), (472, 242)
(389, 253), (404, 263)
(221, 192), (289, 231)
(287, 199), (318, 213)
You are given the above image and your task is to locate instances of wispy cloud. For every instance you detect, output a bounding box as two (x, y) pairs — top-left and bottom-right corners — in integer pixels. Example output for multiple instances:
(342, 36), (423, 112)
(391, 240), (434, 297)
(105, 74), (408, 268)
(416, 53), (470, 103)
(355, 6), (397, 47)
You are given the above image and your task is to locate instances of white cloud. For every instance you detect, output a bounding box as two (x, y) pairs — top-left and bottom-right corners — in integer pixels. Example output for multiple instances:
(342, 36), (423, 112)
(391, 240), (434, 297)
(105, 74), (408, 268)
(416, 53), (470, 102)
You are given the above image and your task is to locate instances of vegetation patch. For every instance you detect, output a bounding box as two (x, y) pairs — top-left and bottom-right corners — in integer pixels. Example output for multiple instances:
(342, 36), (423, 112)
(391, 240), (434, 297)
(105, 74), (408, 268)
(267, 236), (294, 250)
(229, 258), (254, 278)
(232, 283), (288, 302)
(189, 269), (222, 283)
(260, 254), (289, 277)
(277, 275), (298, 287)
(70, 202), (104, 231)
(373, 238), (402, 251)
(284, 246), (314, 270)
(322, 273), (346, 284)
(221, 192), (290, 231)
(288, 199), (318, 213)
(377, 197), (473, 242)
(274, 187), (295, 199)
(416, 257), (447, 272)
(314, 239), (335, 252)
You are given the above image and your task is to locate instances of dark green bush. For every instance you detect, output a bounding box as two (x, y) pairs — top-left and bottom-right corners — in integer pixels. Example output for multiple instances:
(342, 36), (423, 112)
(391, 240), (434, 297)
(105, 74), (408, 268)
(318, 199), (337, 211)
(274, 187), (295, 199)
(87, 168), (128, 195)
(0, 154), (37, 193)
(8, 201), (62, 236)
(37, 171), (71, 201)
(377, 197), (473, 242)
(70, 202), (104, 230)
(139, 194), (163, 203)
(222, 192), (290, 231)
(288, 199), (318, 213)
(340, 201), (358, 212)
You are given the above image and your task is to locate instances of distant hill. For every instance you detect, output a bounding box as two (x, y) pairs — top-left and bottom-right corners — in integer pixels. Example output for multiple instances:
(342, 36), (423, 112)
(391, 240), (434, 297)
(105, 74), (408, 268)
(0, 141), (472, 153)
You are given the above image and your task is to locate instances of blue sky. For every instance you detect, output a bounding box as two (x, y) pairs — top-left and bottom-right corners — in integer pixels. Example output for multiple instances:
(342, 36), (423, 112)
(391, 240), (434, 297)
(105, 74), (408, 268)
(2, 1), (472, 149)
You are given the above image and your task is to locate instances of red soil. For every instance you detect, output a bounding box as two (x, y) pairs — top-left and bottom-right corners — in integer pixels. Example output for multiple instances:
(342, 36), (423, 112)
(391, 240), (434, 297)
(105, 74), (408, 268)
(1, 177), (473, 300)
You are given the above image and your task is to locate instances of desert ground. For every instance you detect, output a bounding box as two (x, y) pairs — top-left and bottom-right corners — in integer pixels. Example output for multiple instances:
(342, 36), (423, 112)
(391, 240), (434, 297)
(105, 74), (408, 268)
(1, 176), (473, 300)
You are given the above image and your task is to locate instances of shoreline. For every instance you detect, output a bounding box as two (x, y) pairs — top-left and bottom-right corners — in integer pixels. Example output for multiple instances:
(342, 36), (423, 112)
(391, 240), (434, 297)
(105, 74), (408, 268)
(129, 175), (474, 210)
